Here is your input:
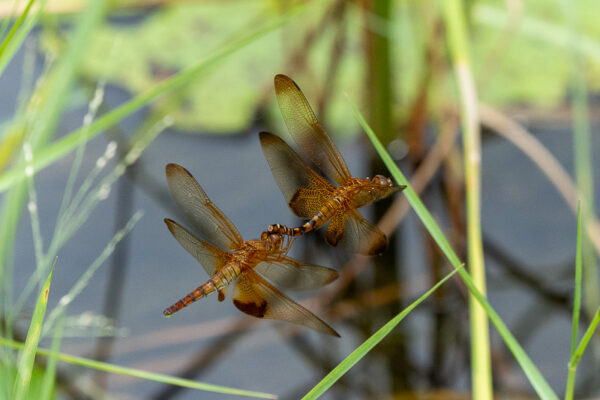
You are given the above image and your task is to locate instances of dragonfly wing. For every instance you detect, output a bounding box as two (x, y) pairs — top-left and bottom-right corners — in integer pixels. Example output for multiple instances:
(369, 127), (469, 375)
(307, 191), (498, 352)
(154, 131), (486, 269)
(164, 218), (228, 276)
(260, 132), (334, 219)
(254, 256), (338, 291)
(232, 270), (339, 337)
(326, 210), (387, 255)
(166, 163), (243, 250)
(274, 74), (351, 185)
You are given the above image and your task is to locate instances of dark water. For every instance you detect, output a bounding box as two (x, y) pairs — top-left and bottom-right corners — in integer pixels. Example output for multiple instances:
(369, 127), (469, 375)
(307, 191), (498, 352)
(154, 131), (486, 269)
(3, 44), (600, 400)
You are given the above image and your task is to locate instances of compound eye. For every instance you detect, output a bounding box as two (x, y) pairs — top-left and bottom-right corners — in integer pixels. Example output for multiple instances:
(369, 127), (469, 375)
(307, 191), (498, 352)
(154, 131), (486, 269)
(373, 174), (389, 186)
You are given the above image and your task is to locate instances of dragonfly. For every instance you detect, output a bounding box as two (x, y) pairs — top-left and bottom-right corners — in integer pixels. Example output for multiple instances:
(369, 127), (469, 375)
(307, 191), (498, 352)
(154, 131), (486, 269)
(259, 74), (405, 255)
(162, 163), (340, 337)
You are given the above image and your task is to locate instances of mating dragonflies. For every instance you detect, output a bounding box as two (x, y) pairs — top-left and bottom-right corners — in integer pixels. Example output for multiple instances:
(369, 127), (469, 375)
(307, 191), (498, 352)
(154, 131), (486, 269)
(162, 163), (339, 336)
(260, 74), (405, 255)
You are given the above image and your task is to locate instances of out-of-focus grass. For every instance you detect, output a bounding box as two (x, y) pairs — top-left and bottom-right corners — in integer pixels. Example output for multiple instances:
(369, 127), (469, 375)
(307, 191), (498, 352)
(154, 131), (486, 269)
(0, 1), (316, 398)
(0, 0), (316, 194)
(1, 1), (598, 398)
(560, 0), (599, 318)
(565, 206), (600, 399)
(442, 1), (491, 398)
(39, 315), (64, 400)
(349, 98), (559, 400)
(0, 337), (277, 399)
(565, 206), (583, 400)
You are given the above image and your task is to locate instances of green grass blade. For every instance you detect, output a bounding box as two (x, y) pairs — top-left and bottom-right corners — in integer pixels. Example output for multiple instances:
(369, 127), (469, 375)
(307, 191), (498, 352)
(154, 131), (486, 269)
(302, 267), (461, 400)
(0, 0), (109, 337)
(442, 1), (491, 397)
(571, 204), (583, 356)
(42, 211), (143, 334)
(561, 0), (599, 318)
(0, 0), (35, 59)
(0, 0), (316, 194)
(0, 0), (46, 77)
(12, 260), (55, 400)
(39, 315), (64, 400)
(571, 306), (600, 366)
(348, 98), (559, 400)
(0, 337), (276, 399)
(565, 204), (583, 400)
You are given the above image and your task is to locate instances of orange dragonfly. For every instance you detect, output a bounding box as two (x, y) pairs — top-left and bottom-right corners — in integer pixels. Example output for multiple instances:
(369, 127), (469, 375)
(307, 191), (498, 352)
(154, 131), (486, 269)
(259, 74), (405, 255)
(162, 163), (339, 337)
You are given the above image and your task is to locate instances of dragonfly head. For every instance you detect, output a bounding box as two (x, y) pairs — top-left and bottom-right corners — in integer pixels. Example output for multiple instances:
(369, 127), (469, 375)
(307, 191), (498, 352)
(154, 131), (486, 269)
(371, 174), (393, 187)
(261, 227), (283, 251)
(262, 224), (295, 254)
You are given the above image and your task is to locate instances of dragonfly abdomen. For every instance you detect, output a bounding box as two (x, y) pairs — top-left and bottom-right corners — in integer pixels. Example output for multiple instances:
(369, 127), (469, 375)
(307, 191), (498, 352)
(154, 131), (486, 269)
(163, 264), (241, 317)
(266, 191), (348, 241)
(307, 196), (345, 231)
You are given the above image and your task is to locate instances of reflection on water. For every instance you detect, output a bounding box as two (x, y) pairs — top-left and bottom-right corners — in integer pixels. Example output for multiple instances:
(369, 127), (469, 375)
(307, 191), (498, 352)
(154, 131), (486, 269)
(5, 68), (600, 399)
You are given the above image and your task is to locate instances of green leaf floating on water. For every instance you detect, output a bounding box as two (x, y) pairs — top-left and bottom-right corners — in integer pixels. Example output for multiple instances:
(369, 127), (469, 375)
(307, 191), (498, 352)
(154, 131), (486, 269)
(81, 2), (281, 132)
(76, 1), (368, 135)
(75, 0), (600, 134)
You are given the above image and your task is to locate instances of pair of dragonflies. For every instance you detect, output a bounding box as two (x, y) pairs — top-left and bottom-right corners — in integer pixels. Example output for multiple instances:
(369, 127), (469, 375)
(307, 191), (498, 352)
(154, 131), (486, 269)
(163, 74), (405, 336)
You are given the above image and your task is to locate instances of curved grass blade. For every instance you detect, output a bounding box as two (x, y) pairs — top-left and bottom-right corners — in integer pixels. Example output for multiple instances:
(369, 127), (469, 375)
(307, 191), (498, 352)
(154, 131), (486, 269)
(348, 97), (559, 400)
(0, 0), (318, 194)
(12, 259), (55, 400)
(302, 267), (461, 399)
(0, 336), (276, 399)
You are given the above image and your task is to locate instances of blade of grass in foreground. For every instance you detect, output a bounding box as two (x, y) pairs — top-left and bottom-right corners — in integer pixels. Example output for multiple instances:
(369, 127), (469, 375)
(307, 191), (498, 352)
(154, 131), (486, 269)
(565, 205), (583, 400)
(0, 337), (277, 399)
(348, 97), (559, 400)
(39, 315), (64, 400)
(302, 267), (461, 399)
(0, 0), (47, 77)
(0, 0), (320, 194)
(12, 260), (55, 400)
(0, 0), (35, 60)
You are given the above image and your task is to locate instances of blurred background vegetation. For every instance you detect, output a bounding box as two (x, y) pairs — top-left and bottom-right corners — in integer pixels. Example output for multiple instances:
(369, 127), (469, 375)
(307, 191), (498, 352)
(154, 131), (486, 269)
(0, 0), (599, 399)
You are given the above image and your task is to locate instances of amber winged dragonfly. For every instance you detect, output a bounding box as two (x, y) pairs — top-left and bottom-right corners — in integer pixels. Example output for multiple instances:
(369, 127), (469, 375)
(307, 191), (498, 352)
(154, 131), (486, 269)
(162, 163), (339, 336)
(260, 74), (405, 255)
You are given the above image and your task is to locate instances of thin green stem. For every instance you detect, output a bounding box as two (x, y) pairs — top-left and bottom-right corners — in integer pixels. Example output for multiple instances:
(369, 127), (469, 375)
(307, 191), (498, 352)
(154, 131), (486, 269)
(566, 305), (600, 400)
(559, 0), (598, 318)
(565, 205), (583, 400)
(0, 0), (110, 343)
(0, 337), (277, 399)
(442, 1), (491, 398)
